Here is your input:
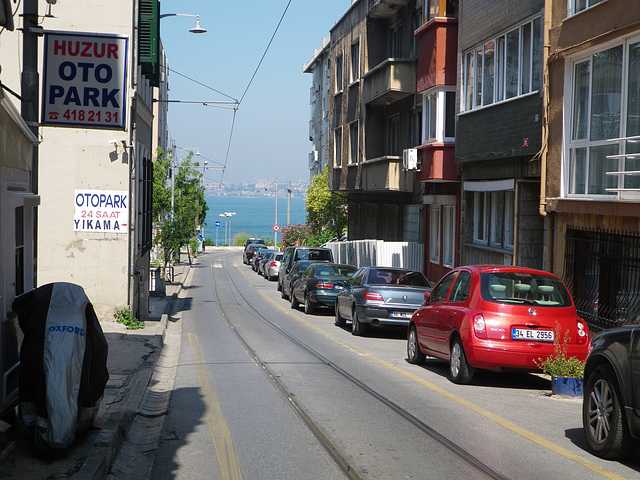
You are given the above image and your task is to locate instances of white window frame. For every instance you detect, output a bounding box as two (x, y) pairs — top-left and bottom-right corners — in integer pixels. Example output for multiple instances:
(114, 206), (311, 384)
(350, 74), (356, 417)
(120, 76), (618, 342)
(472, 189), (515, 250)
(473, 191), (489, 245)
(442, 205), (455, 267)
(567, 0), (606, 17)
(422, 87), (456, 143)
(350, 39), (360, 85)
(335, 53), (343, 94)
(429, 205), (441, 264)
(462, 16), (541, 112)
(563, 35), (640, 199)
(334, 127), (343, 167)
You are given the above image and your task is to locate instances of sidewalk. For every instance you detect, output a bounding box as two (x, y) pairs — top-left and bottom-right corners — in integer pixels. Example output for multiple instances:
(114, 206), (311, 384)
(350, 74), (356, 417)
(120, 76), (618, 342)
(0, 256), (194, 480)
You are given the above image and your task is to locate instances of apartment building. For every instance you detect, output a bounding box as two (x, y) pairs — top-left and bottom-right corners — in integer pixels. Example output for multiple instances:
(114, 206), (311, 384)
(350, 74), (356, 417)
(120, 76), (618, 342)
(304, 37), (331, 178)
(415, 0), (459, 282)
(543, 0), (640, 330)
(329, 0), (423, 242)
(457, 0), (545, 269)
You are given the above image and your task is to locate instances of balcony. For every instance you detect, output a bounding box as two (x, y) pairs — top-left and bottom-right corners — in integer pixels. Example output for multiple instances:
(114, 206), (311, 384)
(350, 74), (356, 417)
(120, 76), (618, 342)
(333, 157), (414, 193)
(362, 59), (416, 106)
(417, 143), (458, 183)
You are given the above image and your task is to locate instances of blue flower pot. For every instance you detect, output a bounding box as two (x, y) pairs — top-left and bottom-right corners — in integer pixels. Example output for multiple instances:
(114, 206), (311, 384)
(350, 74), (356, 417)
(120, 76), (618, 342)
(551, 376), (583, 397)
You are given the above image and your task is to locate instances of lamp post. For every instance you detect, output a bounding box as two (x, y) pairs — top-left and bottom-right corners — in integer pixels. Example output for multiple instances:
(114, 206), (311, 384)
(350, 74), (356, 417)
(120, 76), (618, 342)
(159, 13), (207, 34)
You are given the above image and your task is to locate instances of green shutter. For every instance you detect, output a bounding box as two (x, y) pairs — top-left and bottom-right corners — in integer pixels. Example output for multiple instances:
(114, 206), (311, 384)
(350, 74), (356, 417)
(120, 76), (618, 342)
(139, 0), (159, 85)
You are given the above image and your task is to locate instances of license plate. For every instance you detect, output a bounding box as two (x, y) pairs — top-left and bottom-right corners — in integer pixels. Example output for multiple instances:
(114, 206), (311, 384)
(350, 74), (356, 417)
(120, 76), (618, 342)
(511, 328), (554, 342)
(334, 285), (343, 290)
(392, 311), (412, 319)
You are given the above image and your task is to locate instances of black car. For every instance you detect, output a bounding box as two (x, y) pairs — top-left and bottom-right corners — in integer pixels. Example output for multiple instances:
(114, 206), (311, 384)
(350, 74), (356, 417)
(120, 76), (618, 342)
(582, 323), (640, 459)
(244, 237), (266, 249)
(280, 260), (316, 301)
(277, 246), (333, 293)
(243, 244), (267, 265)
(253, 248), (276, 273)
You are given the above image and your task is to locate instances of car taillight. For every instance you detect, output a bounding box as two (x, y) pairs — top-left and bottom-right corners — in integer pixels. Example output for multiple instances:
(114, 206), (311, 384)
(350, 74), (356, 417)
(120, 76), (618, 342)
(270, 262), (277, 267)
(576, 320), (588, 344)
(315, 282), (335, 289)
(363, 291), (384, 302)
(473, 313), (487, 339)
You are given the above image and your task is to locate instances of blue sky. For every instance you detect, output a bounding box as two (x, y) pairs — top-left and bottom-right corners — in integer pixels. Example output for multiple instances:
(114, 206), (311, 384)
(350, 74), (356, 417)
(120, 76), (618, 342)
(160, 1), (350, 186)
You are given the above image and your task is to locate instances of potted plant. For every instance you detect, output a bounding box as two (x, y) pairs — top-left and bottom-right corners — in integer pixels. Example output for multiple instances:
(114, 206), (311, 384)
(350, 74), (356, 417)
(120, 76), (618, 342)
(536, 322), (586, 397)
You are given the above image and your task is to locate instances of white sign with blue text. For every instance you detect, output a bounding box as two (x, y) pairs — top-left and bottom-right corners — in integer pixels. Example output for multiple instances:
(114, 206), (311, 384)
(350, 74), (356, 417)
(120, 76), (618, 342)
(74, 190), (128, 233)
(42, 31), (128, 130)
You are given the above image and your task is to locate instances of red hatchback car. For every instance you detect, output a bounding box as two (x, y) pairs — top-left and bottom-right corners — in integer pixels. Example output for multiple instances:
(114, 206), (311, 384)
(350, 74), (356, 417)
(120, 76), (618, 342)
(407, 265), (590, 384)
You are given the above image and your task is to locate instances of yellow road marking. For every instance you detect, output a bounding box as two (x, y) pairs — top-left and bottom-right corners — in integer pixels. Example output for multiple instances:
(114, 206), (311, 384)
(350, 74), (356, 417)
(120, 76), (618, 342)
(189, 333), (243, 480)
(232, 259), (627, 480)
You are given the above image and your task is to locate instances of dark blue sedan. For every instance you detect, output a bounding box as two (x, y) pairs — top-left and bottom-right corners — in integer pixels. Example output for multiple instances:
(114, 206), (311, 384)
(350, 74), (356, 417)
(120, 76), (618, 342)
(290, 263), (358, 314)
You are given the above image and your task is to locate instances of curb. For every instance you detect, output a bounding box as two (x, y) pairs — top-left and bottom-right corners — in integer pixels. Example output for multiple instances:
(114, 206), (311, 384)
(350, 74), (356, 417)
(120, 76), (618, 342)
(70, 264), (190, 480)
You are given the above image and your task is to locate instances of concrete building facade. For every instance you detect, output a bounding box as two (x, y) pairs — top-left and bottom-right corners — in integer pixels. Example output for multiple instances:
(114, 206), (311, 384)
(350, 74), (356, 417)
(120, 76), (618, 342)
(457, 0), (545, 269)
(0, 0), (155, 323)
(329, 0), (423, 243)
(543, 0), (640, 330)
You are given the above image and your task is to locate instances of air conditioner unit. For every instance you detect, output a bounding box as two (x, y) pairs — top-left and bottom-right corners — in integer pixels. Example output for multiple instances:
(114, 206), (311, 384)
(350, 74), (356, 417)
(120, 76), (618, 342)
(403, 148), (418, 170)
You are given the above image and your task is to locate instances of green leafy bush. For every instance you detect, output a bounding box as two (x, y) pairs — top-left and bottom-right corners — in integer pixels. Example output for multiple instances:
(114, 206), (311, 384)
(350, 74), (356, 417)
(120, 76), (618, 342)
(536, 322), (585, 378)
(114, 307), (145, 330)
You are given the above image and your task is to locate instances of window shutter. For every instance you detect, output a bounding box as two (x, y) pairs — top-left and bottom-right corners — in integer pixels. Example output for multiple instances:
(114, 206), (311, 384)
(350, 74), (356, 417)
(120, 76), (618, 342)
(139, 0), (160, 86)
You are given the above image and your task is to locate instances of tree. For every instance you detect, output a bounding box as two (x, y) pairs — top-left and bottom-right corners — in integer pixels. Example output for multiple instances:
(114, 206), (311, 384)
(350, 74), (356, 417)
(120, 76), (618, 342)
(153, 149), (208, 268)
(305, 165), (347, 241)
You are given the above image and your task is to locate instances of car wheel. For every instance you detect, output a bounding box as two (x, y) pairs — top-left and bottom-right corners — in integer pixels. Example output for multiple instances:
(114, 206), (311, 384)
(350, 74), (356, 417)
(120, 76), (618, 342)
(449, 337), (474, 384)
(290, 289), (300, 309)
(304, 294), (315, 315)
(583, 364), (639, 459)
(351, 308), (366, 336)
(281, 284), (288, 300)
(407, 325), (426, 364)
(334, 302), (345, 327)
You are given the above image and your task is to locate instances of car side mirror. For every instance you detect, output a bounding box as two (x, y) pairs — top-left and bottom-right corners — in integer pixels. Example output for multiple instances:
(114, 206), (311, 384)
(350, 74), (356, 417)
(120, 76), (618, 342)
(423, 291), (431, 302)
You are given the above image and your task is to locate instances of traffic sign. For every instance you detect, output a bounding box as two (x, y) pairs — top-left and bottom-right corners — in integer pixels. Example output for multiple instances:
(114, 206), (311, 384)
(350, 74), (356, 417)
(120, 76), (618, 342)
(214, 221), (220, 227)
(273, 224), (280, 232)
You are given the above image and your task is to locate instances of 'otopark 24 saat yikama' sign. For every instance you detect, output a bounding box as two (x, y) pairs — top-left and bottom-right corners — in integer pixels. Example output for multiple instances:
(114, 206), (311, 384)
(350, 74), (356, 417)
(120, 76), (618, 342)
(42, 31), (128, 130)
(74, 190), (128, 233)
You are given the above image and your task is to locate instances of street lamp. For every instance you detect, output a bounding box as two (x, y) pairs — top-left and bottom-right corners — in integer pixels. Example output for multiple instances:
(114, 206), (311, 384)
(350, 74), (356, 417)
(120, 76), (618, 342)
(159, 13), (207, 34)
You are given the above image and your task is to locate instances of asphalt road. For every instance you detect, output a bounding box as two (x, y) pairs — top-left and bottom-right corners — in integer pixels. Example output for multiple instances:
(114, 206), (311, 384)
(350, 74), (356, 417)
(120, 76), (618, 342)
(152, 250), (640, 480)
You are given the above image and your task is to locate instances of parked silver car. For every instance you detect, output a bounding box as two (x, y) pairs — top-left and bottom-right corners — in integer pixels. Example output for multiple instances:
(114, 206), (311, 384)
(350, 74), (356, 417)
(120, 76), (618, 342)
(261, 252), (283, 281)
(335, 266), (432, 336)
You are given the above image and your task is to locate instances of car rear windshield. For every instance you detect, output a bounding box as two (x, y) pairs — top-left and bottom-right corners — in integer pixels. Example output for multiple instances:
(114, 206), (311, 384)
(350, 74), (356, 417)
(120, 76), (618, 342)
(316, 265), (357, 277)
(480, 272), (572, 307)
(368, 269), (430, 287)
(295, 249), (332, 261)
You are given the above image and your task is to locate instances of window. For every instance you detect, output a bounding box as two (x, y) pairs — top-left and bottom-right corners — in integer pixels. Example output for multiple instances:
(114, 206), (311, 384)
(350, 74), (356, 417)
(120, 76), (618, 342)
(335, 54), (343, 93)
(15, 206), (24, 297)
(442, 205), (455, 267)
(463, 16), (541, 111)
(391, 24), (402, 58)
(140, 155), (152, 255)
(411, 108), (422, 146)
(431, 271), (457, 302)
(334, 127), (343, 167)
(566, 39), (640, 197)
(388, 115), (400, 156)
(473, 191), (514, 249)
(350, 41), (360, 84)
(429, 205), (440, 263)
(349, 121), (358, 164)
(450, 270), (471, 302)
(568, 0), (605, 16)
(425, 0), (459, 22)
(423, 89), (456, 142)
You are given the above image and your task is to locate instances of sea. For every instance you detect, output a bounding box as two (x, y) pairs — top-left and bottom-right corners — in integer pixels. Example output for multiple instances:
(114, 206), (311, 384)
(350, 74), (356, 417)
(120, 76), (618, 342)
(204, 195), (308, 244)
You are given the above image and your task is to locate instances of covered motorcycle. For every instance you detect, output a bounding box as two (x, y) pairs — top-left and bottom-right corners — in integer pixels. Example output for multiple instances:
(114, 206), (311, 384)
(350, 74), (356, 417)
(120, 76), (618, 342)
(12, 282), (109, 449)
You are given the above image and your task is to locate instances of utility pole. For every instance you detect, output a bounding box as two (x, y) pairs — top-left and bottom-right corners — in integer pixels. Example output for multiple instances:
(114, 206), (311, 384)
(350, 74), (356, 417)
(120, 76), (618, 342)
(287, 180), (291, 226)
(22, 0), (40, 287)
(274, 179), (278, 247)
